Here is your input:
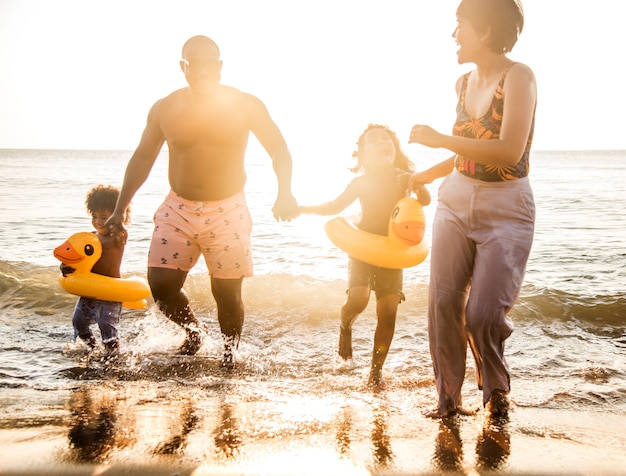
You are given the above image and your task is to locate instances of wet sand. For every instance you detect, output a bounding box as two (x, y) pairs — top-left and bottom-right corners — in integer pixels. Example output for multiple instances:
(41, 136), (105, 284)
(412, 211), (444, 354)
(1, 378), (625, 476)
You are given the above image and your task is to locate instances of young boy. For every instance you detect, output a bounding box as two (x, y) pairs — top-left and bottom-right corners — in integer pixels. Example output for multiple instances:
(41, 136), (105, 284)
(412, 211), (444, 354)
(61, 185), (130, 353)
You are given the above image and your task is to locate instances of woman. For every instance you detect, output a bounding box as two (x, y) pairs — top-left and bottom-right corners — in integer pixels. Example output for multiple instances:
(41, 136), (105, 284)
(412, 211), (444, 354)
(408, 0), (537, 417)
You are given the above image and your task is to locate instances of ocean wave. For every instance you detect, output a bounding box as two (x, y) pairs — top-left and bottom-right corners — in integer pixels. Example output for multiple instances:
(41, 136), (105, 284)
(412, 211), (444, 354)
(1, 260), (624, 330)
(517, 283), (626, 327)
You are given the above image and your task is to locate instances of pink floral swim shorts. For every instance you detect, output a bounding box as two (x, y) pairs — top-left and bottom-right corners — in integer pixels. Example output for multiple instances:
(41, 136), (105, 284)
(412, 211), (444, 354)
(148, 190), (253, 278)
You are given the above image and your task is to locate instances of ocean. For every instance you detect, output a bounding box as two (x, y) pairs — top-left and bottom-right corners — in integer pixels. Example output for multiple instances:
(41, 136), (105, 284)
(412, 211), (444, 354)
(0, 148), (625, 475)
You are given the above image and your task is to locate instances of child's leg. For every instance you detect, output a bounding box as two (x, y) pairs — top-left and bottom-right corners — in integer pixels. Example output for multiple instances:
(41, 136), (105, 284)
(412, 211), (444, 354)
(368, 267), (404, 385)
(72, 298), (97, 348)
(369, 293), (401, 382)
(339, 285), (370, 359)
(339, 258), (373, 360)
(94, 301), (122, 352)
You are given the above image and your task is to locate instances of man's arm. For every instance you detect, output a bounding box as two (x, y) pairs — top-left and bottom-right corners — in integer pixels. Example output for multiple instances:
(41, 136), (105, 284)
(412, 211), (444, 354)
(106, 102), (165, 232)
(247, 95), (298, 221)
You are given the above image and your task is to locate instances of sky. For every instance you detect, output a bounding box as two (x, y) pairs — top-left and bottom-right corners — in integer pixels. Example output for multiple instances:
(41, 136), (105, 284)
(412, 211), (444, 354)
(1, 0), (625, 156)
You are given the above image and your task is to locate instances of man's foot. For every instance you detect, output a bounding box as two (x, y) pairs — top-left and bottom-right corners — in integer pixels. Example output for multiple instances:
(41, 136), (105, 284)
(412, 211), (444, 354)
(222, 351), (235, 369)
(178, 329), (203, 356)
(338, 326), (352, 360)
(486, 390), (510, 417)
(220, 336), (237, 369)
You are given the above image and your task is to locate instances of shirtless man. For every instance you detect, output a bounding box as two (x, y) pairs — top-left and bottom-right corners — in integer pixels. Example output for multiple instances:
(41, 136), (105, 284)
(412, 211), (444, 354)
(106, 35), (298, 365)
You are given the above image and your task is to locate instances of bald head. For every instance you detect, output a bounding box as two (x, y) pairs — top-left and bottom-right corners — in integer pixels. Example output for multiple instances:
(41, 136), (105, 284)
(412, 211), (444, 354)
(182, 35), (220, 60)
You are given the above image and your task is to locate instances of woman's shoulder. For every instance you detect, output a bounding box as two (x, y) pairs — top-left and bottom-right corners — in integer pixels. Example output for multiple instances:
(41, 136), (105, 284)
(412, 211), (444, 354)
(508, 62), (536, 81)
(454, 71), (471, 94)
(503, 62), (537, 95)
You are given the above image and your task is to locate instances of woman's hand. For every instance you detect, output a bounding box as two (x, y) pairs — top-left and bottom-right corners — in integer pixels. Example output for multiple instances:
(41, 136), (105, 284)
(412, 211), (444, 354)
(409, 125), (443, 148)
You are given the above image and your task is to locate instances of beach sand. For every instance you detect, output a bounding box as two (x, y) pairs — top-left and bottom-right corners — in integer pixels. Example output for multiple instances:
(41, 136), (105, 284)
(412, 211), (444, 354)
(1, 377), (624, 476)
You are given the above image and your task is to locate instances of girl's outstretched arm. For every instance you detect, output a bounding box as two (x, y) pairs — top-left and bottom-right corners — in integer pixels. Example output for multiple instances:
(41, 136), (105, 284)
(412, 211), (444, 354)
(298, 181), (359, 216)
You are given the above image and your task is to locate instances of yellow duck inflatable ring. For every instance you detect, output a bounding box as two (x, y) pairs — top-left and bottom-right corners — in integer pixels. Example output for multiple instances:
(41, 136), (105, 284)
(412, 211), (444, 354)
(324, 196), (428, 269)
(53, 232), (151, 309)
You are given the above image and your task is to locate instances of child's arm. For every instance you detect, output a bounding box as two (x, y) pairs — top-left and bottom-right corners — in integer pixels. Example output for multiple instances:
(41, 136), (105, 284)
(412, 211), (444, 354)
(92, 232), (126, 278)
(414, 183), (432, 206)
(60, 263), (75, 276)
(409, 155), (455, 187)
(298, 182), (359, 216)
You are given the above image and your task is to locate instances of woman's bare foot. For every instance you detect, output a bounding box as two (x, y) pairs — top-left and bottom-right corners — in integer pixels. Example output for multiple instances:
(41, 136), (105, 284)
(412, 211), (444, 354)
(486, 390), (510, 416)
(338, 326), (352, 360)
(422, 406), (455, 419)
(422, 403), (478, 419)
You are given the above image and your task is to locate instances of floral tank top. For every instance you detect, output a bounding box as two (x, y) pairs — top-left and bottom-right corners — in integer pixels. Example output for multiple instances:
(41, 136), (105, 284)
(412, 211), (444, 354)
(453, 65), (535, 181)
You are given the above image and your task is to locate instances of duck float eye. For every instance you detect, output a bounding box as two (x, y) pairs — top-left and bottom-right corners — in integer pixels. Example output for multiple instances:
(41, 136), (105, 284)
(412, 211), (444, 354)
(84, 244), (95, 256)
(325, 196), (429, 269)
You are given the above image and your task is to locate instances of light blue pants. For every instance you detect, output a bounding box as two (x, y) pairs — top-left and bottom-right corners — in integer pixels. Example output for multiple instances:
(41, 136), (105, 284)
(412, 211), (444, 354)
(72, 297), (122, 345)
(428, 171), (535, 413)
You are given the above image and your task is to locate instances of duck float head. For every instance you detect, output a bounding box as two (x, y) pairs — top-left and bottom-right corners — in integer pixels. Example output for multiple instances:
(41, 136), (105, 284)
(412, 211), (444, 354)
(388, 196), (426, 247)
(53, 232), (150, 308)
(324, 196), (429, 269)
(54, 232), (102, 273)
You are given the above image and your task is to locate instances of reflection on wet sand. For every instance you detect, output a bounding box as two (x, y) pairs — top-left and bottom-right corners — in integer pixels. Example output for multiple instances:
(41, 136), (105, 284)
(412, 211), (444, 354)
(371, 404), (393, 466)
(333, 401), (394, 468)
(213, 400), (242, 458)
(153, 400), (200, 455)
(335, 405), (352, 457)
(432, 416), (463, 472)
(432, 412), (511, 473)
(2, 366), (530, 476)
(476, 414), (511, 471)
(65, 385), (136, 463)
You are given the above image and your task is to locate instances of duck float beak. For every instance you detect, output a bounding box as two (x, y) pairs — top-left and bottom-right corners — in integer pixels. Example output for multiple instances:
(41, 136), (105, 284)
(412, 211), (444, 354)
(54, 240), (86, 265)
(53, 232), (102, 273)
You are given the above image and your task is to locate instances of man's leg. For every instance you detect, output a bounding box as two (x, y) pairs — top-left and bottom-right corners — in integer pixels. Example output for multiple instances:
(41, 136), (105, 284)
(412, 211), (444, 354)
(149, 267), (203, 355)
(211, 277), (244, 367)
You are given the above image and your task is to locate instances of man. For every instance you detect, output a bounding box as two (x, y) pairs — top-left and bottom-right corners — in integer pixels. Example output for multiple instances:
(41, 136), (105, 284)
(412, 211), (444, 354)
(106, 35), (298, 366)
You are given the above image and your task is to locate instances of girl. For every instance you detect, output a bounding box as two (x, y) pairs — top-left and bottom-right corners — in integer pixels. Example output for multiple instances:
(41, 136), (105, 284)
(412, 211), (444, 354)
(299, 124), (430, 386)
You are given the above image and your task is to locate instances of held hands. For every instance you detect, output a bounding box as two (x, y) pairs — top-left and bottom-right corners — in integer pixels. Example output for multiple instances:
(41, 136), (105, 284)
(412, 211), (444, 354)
(103, 212), (129, 247)
(407, 175), (433, 207)
(104, 212), (127, 236)
(408, 171), (433, 190)
(272, 194), (299, 222)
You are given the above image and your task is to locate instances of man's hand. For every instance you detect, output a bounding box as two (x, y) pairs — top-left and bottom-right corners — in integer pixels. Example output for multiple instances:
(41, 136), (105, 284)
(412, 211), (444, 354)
(104, 211), (128, 236)
(272, 194), (299, 222)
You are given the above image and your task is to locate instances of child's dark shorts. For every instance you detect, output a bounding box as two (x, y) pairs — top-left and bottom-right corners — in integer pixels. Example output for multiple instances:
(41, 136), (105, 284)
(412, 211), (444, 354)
(347, 257), (405, 301)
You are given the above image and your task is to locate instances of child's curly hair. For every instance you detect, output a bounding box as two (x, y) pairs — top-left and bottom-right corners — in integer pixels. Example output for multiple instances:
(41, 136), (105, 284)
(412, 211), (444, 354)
(85, 184), (131, 225)
(351, 123), (415, 174)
